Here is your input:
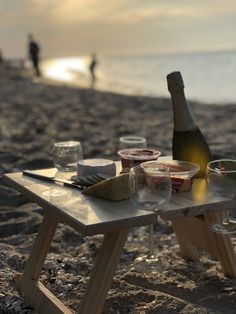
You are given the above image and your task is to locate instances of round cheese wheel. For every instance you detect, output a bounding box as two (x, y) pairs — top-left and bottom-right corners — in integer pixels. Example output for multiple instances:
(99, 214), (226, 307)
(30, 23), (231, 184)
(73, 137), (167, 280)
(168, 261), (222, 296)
(77, 159), (116, 177)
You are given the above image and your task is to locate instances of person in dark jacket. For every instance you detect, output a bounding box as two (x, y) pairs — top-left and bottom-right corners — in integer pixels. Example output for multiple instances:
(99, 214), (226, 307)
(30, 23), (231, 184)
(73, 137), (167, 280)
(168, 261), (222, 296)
(28, 34), (41, 77)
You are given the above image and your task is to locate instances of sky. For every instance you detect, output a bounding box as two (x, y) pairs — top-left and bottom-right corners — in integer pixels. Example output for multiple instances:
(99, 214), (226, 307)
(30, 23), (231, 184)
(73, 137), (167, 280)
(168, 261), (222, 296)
(1, 0), (236, 59)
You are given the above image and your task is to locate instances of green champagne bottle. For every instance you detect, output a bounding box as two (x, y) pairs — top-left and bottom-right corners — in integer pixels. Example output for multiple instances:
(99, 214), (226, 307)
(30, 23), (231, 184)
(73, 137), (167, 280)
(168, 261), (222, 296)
(167, 71), (212, 177)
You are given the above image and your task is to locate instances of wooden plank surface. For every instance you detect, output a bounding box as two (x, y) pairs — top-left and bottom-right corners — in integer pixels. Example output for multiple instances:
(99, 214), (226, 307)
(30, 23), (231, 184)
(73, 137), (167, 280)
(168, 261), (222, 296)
(2, 167), (235, 235)
(2, 171), (157, 236)
(160, 178), (235, 220)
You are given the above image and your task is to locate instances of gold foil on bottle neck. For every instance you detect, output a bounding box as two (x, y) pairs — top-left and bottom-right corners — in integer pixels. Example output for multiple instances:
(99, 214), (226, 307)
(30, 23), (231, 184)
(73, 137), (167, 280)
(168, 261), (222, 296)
(167, 71), (185, 93)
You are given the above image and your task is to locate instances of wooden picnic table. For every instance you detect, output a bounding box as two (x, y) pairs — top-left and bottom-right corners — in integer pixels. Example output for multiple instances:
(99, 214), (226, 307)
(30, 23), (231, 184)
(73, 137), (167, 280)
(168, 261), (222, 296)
(2, 165), (236, 314)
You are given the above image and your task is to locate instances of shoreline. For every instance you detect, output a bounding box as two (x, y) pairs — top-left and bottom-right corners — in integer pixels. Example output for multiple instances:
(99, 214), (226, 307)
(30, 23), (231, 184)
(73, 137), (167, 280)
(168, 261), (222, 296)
(0, 64), (236, 313)
(6, 59), (236, 106)
(8, 56), (236, 106)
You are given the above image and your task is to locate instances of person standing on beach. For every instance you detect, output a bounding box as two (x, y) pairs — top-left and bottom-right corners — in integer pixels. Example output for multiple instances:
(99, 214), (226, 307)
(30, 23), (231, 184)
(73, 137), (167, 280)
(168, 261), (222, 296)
(89, 53), (97, 87)
(28, 34), (41, 77)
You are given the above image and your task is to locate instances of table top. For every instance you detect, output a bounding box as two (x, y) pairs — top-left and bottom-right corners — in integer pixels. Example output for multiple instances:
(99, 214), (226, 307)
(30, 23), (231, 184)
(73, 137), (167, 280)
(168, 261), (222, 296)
(2, 167), (235, 236)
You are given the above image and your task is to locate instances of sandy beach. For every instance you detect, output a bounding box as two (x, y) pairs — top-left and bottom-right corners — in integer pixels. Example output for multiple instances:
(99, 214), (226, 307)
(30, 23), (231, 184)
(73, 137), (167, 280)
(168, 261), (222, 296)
(0, 63), (236, 313)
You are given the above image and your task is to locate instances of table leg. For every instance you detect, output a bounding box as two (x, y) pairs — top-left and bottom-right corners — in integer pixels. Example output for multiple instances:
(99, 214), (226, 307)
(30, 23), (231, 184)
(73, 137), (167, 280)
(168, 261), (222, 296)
(172, 213), (236, 278)
(171, 217), (199, 261)
(19, 209), (73, 314)
(204, 212), (236, 278)
(79, 228), (129, 314)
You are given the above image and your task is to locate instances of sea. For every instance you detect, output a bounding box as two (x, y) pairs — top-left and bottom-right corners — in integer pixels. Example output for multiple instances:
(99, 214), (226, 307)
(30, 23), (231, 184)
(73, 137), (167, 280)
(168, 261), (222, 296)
(41, 50), (236, 105)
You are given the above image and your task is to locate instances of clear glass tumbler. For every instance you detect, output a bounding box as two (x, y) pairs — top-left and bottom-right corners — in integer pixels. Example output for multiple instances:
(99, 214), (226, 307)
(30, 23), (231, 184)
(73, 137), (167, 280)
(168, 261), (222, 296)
(119, 136), (147, 150)
(52, 141), (83, 172)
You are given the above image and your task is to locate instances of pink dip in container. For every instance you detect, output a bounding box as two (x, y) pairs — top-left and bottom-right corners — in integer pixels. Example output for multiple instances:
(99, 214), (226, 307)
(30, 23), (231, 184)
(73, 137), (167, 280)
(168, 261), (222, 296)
(118, 148), (161, 170)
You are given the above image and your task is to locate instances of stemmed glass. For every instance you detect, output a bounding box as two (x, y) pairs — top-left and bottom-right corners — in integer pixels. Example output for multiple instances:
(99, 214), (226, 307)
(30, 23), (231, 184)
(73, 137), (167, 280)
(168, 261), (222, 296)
(206, 159), (236, 234)
(129, 164), (172, 273)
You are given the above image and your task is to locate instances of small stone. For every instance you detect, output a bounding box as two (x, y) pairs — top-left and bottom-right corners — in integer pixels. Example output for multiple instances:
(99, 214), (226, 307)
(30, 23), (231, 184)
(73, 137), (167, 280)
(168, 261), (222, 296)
(14, 304), (22, 312)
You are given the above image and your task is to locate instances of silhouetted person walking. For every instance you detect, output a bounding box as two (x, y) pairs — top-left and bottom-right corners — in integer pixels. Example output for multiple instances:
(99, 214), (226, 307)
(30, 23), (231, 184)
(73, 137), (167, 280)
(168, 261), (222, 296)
(28, 34), (41, 77)
(89, 53), (97, 87)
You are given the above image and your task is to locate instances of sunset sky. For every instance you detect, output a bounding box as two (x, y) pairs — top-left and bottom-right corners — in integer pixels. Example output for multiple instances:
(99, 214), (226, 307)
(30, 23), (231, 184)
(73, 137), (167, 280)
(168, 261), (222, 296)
(1, 0), (236, 58)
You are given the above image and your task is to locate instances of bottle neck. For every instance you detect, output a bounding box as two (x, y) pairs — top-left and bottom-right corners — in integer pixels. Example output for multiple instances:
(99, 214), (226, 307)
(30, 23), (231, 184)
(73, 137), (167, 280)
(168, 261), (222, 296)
(171, 90), (196, 132)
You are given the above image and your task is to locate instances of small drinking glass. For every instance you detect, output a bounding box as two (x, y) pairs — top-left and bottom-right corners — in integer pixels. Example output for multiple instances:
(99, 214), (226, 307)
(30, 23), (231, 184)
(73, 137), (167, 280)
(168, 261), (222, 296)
(119, 136), (147, 150)
(52, 141), (83, 172)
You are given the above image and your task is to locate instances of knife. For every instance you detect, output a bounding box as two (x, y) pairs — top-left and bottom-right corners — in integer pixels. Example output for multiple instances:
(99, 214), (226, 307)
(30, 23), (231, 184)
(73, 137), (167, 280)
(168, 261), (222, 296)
(23, 170), (84, 189)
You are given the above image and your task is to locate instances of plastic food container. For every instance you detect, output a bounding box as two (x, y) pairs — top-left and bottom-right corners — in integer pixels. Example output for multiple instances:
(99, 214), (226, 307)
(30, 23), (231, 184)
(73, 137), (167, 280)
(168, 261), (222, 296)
(117, 148), (161, 171)
(141, 160), (200, 192)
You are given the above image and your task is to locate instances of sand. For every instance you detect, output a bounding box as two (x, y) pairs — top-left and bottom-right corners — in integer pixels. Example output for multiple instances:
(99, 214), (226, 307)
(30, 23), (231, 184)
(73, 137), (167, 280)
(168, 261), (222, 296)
(0, 63), (236, 313)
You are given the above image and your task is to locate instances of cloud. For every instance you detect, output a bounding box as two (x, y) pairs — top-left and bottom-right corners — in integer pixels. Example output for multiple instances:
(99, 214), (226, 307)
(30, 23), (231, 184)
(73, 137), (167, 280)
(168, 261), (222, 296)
(1, 0), (236, 57)
(1, 0), (236, 27)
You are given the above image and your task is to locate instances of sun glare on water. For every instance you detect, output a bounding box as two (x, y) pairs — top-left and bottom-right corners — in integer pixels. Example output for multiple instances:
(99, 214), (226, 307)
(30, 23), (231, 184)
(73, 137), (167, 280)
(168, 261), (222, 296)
(42, 57), (88, 83)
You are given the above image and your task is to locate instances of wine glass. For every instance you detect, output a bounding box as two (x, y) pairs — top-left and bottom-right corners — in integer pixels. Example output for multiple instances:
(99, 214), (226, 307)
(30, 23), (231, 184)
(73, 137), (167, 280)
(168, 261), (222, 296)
(129, 164), (172, 273)
(206, 159), (236, 234)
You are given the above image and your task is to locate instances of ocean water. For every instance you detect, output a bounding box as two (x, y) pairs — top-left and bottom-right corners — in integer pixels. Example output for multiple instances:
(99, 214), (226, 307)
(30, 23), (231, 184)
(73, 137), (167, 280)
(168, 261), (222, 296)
(41, 50), (236, 105)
